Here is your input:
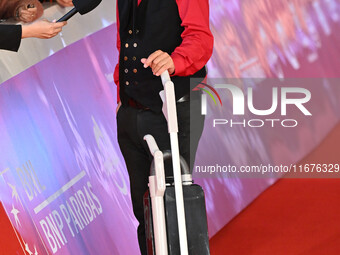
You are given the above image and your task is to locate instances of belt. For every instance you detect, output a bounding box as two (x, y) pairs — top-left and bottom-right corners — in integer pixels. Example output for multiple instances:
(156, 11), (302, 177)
(128, 98), (150, 110)
(128, 94), (190, 110)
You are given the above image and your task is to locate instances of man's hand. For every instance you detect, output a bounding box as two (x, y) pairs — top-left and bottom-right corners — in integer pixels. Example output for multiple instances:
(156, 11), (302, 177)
(141, 50), (175, 76)
(56, 0), (74, 7)
(22, 19), (67, 39)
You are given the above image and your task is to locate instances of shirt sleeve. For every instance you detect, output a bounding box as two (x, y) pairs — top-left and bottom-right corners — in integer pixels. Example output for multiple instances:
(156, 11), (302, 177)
(114, 0), (121, 103)
(0, 25), (22, 52)
(171, 0), (214, 76)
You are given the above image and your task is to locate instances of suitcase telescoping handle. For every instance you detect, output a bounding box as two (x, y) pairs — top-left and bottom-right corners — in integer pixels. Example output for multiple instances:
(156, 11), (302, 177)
(144, 71), (189, 255)
(151, 151), (193, 185)
(160, 71), (189, 255)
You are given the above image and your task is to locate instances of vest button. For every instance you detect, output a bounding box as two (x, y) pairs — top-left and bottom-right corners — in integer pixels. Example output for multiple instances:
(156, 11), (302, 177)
(133, 43), (138, 48)
(128, 30), (133, 34)
(125, 81), (130, 85)
(124, 69), (129, 73)
(136, 29), (140, 34)
(125, 43), (129, 48)
(124, 56), (128, 61)
(132, 56), (137, 61)
(133, 69), (138, 73)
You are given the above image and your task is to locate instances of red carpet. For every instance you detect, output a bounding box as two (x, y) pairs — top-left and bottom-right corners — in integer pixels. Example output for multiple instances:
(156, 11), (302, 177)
(0, 203), (25, 254)
(210, 124), (340, 255)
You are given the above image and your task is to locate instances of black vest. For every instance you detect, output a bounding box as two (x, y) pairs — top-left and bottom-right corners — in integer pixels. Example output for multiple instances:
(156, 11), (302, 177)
(118, 0), (206, 112)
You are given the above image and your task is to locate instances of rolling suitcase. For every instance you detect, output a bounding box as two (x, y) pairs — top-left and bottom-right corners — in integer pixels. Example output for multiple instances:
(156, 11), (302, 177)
(143, 71), (210, 255)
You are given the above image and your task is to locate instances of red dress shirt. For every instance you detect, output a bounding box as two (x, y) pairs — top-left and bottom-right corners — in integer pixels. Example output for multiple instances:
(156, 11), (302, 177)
(114, 0), (214, 103)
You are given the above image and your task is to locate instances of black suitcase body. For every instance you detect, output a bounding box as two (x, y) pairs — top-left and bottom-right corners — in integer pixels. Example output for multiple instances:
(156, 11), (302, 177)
(143, 183), (210, 255)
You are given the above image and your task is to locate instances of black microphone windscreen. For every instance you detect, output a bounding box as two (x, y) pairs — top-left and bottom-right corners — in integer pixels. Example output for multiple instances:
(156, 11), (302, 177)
(72, 0), (102, 15)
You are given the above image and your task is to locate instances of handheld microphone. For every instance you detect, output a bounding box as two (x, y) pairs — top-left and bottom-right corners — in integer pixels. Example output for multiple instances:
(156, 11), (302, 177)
(57, 0), (102, 22)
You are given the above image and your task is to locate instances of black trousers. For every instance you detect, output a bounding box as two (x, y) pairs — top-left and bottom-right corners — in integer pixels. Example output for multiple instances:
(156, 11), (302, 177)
(117, 98), (204, 255)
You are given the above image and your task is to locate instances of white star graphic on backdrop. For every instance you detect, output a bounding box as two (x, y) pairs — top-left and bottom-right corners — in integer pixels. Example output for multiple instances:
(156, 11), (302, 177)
(11, 204), (21, 228)
(8, 183), (20, 203)
(25, 242), (33, 255)
(34, 245), (38, 255)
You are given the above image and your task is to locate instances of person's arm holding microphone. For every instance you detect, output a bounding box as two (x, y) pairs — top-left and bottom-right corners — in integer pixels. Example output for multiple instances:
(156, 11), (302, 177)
(0, 20), (67, 52)
(1, 0), (101, 52)
(22, 19), (66, 39)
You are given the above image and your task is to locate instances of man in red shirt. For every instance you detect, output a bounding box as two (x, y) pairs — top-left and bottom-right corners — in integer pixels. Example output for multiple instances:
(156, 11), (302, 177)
(114, 0), (213, 253)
